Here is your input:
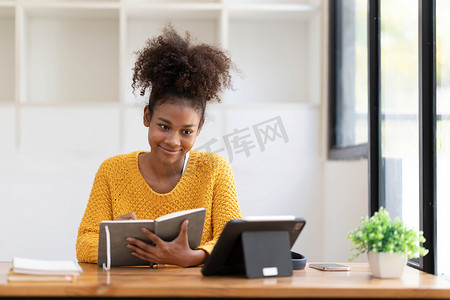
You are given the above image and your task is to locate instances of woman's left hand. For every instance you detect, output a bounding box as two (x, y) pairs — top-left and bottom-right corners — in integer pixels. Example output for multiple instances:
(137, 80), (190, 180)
(125, 220), (207, 267)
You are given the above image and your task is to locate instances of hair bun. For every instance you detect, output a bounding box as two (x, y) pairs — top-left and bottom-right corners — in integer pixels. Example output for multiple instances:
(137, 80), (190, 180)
(131, 24), (236, 103)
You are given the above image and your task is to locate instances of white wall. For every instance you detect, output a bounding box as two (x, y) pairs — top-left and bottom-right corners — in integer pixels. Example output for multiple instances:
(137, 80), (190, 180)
(322, 160), (368, 262)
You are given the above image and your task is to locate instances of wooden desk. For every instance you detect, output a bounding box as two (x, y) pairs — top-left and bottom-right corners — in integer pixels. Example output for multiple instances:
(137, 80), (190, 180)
(1, 262), (450, 299)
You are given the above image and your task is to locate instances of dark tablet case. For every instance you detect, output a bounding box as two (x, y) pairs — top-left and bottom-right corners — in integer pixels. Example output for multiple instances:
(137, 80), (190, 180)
(201, 218), (306, 276)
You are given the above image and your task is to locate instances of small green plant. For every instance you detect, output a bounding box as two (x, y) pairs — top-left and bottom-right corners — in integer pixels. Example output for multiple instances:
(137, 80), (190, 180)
(347, 207), (429, 261)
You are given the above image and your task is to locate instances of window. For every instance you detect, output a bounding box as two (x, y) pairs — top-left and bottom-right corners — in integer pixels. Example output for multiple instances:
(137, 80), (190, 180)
(329, 0), (368, 160)
(379, 0), (420, 249)
(368, 0), (436, 274)
(436, 0), (450, 278)
(330, 0), (439, 274)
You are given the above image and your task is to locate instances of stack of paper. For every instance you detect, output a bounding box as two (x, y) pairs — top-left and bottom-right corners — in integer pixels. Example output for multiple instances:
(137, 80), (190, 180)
(8, 257), (83, 282)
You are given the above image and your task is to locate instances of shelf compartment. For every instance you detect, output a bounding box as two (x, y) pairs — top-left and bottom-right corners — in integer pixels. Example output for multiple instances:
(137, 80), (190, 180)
(21, 0), (120, 5)
(225, 0), (320, 5)
(0, 1), (15, 6)
(22, 6), (120, 103)
(123, 8), (221, 104)
(126, 5), (221, 22)
(0, 7), (15, 102)
(226, 18), (310, 104)
(124, 0), (220, 4)
(228, 3), (319, 21)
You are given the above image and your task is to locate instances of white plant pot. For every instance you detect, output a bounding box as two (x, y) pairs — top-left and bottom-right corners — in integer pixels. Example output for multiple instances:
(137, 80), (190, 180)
(367, 251), (407, 278)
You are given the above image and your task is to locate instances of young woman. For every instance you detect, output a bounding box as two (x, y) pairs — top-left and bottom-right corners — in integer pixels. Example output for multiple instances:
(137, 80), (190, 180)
(76, 25), (242, 267)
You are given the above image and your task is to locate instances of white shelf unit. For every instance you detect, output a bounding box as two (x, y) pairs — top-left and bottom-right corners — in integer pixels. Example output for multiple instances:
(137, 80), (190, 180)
(0, 4), (15, 103)
(0, 0), (322, 150)
(20, 5), (120, 103)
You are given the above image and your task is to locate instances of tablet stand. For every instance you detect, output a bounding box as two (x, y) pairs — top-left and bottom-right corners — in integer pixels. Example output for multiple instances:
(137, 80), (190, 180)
(241, 231), (293, 278)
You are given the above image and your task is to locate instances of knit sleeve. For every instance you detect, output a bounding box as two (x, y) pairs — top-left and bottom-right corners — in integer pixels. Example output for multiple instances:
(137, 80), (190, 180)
(197, 155), (242, 254)
(76, 161), (114, 263)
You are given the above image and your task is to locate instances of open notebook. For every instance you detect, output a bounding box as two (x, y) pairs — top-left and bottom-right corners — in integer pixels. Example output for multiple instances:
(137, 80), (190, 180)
(98, 208), (206, 269)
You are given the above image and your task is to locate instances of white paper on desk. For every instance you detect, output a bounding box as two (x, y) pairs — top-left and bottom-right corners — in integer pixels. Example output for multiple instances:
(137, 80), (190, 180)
(12, 257), (83, 275)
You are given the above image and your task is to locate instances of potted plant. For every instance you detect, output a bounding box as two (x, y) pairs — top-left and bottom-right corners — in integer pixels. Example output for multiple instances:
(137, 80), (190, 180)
(347, 207), (428, 278)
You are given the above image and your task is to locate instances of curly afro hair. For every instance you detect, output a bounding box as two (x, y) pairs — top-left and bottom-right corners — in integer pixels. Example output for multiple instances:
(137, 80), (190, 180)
(131, 24), (236, 118)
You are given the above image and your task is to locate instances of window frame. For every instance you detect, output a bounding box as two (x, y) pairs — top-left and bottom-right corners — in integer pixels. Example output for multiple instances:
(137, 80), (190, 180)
(417, 0), (437, 274)
(368, 0), (437, 274)
(328, 0), (369, 161)
(329, 0), (437, 274)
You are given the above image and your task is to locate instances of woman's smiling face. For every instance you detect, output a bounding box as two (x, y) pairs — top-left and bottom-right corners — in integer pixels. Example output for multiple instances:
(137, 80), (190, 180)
(144, 98), (203, 165)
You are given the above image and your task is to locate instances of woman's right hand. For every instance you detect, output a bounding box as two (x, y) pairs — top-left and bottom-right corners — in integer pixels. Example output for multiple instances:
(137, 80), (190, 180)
(114, 212), (137, 221)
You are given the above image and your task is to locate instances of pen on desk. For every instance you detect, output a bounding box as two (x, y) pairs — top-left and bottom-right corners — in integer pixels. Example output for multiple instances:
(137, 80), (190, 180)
(153, 264), (182, 269)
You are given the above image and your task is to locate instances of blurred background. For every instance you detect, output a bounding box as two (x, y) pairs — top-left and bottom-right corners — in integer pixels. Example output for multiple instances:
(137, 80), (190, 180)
(0, 0), (368, 263)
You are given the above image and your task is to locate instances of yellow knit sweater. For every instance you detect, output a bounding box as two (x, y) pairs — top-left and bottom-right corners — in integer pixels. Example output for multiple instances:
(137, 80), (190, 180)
(76, 150), (242, 263)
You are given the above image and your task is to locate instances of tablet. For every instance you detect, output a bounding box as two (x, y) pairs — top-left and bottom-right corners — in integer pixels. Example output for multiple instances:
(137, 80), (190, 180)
(201, 217), (306, 276)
